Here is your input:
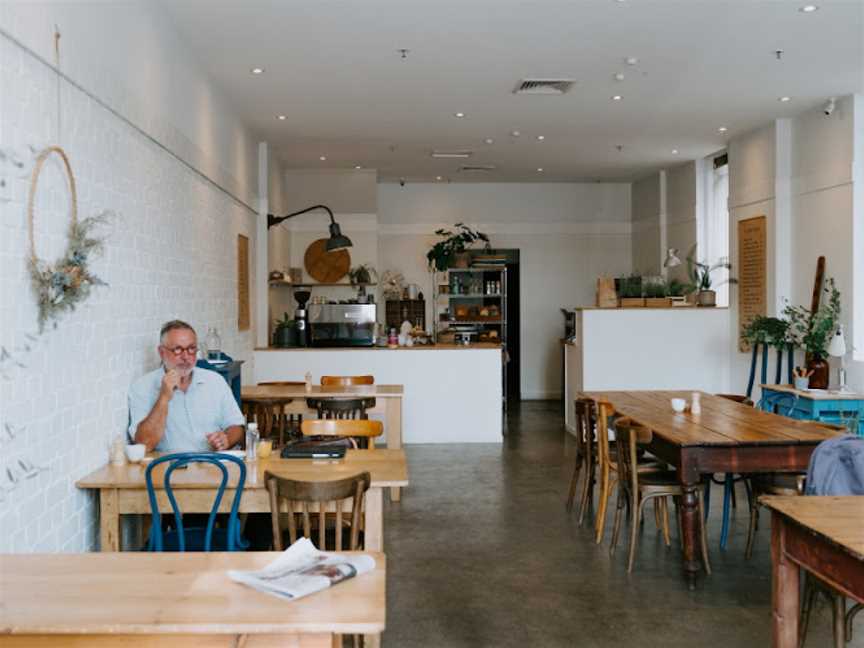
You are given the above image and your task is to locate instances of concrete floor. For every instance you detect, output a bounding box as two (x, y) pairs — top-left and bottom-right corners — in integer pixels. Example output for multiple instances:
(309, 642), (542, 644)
(383, 400), (860, 647)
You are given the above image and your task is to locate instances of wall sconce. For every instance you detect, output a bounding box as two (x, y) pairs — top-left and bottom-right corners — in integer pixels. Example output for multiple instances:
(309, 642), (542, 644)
(267, 204), (353, 252)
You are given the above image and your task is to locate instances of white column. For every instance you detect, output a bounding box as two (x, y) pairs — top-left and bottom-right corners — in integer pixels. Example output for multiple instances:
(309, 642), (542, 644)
(773, 118), (793, 314)
(256, 142), (269, 348)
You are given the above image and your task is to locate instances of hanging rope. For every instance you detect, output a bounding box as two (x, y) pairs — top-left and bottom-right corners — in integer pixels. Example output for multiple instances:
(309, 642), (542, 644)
(54, 26), (62, 144)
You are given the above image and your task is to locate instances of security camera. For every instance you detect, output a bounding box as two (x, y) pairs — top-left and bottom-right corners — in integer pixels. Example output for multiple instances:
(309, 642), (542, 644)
(399, 177), (406, 187)
(824, 98), (836, 116)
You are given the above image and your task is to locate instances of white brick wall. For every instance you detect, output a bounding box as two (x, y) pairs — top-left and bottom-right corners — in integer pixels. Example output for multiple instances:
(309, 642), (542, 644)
(0, 35), (258, 553)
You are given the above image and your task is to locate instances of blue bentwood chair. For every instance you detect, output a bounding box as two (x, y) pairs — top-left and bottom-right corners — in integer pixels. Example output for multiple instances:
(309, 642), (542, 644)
(145, 452), (248, 552)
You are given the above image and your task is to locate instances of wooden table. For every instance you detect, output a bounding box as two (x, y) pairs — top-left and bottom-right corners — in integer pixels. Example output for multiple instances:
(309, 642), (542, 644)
(582, 390), (842, 588)
(763, 496), (864, 648)
(0, 551), (385, 647)
(76, 449), (408, 554)
(242, 384), (404, 501)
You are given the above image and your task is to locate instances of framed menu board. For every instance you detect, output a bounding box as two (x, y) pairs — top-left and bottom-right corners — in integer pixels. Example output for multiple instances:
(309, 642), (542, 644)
(737, 215), (767, 351)
(237, 234), (250, 331)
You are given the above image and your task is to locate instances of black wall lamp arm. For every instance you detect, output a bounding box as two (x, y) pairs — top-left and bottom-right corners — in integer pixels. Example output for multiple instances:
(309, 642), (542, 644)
(267, 204), (335, 229)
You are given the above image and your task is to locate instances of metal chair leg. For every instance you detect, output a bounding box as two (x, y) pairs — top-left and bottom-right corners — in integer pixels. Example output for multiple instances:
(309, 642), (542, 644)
(719, 473), (733, 550)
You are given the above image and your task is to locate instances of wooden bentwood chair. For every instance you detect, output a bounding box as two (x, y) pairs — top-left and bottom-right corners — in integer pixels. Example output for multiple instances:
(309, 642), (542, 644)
(242, 381), (306, 447)
(321, 375), (375, 386)
(265, 471), (372, 551)
(566, 399), (597, 526)
(609, 418), (711, 574)
(300, 419), (384, 450)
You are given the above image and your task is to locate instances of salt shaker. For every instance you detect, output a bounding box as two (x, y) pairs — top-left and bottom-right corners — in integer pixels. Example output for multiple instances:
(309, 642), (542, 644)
(691, 392), (702, 415)
(304, 371), (313, 393)
(245, 423), (259, 462)
(110, 435), (127, 466)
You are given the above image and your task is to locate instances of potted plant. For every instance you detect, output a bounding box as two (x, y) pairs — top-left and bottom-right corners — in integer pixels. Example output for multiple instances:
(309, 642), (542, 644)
(426, 223), (491, 272)
(618, 272), (645, 307)
(783, 278), (841, 389)
(644, 276), (671, 307)
(272, 312), (296, 348)
(685, 246), (736, 307)
(348, 263), (376, 286)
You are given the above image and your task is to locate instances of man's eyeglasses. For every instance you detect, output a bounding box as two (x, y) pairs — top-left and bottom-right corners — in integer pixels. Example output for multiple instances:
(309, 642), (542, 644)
(163, 345), (198, 357)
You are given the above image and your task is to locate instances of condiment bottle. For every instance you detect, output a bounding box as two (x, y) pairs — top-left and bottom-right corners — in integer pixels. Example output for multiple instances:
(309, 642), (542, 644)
(110, 435), (127, 466)
(691, 392), (702, 415)
(245, 423), (259, 462)
(388, 328), (398, 348)
(304, 371), (313, 393)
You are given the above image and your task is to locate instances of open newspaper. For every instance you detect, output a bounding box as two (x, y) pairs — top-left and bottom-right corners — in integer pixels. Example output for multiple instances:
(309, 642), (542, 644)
(228, 537), (375, 601)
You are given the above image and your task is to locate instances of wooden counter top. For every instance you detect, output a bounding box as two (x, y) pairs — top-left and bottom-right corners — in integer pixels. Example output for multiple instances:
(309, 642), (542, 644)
(256, 343), (503, 351)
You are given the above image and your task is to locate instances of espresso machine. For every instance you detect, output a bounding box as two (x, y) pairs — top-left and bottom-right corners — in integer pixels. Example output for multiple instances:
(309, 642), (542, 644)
(294, 290), (311, 347)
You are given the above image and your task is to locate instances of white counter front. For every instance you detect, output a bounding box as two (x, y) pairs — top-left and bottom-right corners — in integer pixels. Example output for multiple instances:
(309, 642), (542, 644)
(254, 347), (503, 444)
(564, 308), (732, 432)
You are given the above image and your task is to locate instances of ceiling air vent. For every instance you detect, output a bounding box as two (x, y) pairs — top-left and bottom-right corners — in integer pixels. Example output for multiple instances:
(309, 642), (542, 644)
(459, 164), (496, 173)
(513, 78), (576, 95)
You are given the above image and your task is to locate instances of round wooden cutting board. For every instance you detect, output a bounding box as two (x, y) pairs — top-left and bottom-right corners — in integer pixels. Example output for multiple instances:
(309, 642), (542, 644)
(303, 238), (351, 283)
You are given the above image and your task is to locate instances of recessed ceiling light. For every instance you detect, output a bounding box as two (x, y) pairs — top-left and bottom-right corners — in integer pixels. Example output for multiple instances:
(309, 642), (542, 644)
(625, 56), (639, 66)
(672, 149), (679, 155)
(431, 150), (472, 159)
(614, 72), (625, 81)
(779, 96), (791, 102)
(799, 5), (819, 13)
(537, 167), (544, 172)
(436, 176), (443, 181)
(319, 156), (327, 161)
(718, 126), (728, 133)
(536, 135), (545, 141)
(355, 165), (362, 169)
(276, 115), (287, 120)
(611, 95), (623, 101)
(484, 138), (494, 145)
(511, 130), (521, 137)
(250, 67), (264, 75)
(454, 112), (466, 118)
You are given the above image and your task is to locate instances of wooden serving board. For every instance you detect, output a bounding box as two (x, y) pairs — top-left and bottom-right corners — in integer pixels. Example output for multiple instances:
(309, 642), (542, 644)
(304, 238), (351, 283)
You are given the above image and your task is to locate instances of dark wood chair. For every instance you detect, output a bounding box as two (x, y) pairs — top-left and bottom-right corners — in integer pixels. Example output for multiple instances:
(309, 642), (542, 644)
(265, 471), (371, 551)
(566, 398), (596, 526)
(241, 398), (294, 446)
(712, 393), (755, 549)
(609, 418), (711, 574)
(321, 375), (375, 386)
(307, 397), (377, 419)
(301, 419), (383, 450)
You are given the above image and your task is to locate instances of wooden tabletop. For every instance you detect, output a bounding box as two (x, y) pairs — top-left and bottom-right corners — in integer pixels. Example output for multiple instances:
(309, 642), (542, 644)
(760, 384), (864, 401)
(0, 551), (385, 635)
(76, 449), (409, 490)
(241, 384), (403, 400)
(762, 496), (864, 562)
(582, 390), (842, 447)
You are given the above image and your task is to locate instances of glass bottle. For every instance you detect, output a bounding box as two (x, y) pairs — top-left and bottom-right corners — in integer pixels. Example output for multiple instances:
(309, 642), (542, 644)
(205, 327), (222, 362)
(245, 423), (259, 462)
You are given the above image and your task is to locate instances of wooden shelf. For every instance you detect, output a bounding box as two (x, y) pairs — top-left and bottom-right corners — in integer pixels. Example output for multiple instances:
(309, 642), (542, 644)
(445, 294), (502, 299)
(269, 281), (378, 288)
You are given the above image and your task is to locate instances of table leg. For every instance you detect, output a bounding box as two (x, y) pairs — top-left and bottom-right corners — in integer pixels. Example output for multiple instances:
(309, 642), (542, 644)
(99, 488), (120, 552)
(771, 512), (799, 648)
(385, 398), (403, 502)
(364, 487), (384, 551)
(680, 484), (701, 590)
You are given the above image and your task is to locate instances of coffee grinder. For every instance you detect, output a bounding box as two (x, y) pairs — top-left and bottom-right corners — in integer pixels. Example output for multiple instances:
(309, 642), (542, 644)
(294, 290), (311, 347)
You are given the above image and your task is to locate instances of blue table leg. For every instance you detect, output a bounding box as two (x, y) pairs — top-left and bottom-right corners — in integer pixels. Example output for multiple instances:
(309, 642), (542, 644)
(719, 473), (733, 550)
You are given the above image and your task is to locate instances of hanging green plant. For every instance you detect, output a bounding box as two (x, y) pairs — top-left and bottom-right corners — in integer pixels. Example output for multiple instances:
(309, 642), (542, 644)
(26, 146), (111, 331)
(741, 315), (791, 348)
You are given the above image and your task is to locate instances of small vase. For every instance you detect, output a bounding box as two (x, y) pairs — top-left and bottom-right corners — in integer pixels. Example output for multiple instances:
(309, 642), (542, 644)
(806, 356), (829, 390)
(696, 290), (716, 307)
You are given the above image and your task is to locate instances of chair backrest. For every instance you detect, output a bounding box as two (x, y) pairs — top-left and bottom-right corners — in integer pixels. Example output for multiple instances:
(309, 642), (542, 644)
(321, 375), (375, 386)
(716, 393), (754, 407)
(144, 452), (246, 552)
(306, 397), (377, 420)
(301, 419), (383, 450)
(265, 471), (371, 550)
(573, 398), (596, 452)
(612, 417), (650, 495)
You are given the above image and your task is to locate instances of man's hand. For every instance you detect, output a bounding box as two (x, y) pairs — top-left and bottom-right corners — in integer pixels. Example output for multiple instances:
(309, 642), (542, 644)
(160, 369), (181, 399)
(207, 431), (230, 451)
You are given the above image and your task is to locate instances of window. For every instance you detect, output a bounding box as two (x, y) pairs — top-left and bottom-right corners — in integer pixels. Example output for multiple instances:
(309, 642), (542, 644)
(698, 153), (730, 307)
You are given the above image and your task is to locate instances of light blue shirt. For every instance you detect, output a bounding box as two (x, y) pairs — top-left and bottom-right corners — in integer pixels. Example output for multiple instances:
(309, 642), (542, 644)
(128, 367), (245, 452)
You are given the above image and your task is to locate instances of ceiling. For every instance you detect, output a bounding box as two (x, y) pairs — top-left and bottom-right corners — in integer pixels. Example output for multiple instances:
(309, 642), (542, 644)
(160, 0), (863, 183)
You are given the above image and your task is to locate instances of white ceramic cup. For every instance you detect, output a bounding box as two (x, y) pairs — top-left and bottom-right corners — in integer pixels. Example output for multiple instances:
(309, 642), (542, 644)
(671, 398), (687, 413)
(125, 443), (146, 463)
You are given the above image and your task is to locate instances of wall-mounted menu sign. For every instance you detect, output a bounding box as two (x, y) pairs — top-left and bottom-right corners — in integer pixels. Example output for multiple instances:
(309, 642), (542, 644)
(238, 234), (250, 331)
(737, 215), (767, 352)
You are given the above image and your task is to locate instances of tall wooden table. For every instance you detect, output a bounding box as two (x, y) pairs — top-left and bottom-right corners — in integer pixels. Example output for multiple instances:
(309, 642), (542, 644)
(241, 384), (404, 501)
(582, 390), (841, 588)
(0, 551), (385, 647)
(76, 449), (408, 554)
(763, 496), (864, 648)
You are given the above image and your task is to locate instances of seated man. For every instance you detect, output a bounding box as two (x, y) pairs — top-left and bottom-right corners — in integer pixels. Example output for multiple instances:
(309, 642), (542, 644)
(129, 320), (244, 452)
